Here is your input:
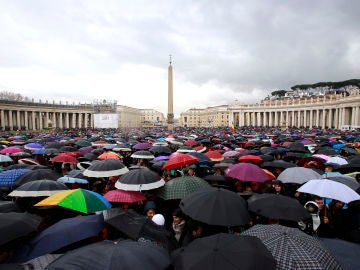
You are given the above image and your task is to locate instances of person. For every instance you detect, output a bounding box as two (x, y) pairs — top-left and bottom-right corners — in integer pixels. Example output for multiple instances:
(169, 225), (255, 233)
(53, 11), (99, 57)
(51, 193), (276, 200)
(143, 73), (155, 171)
(171, 208), (188, 247)
(266, 180), (287, 195)
(143, 201), (156, 219)
(313, 196), (335, 237)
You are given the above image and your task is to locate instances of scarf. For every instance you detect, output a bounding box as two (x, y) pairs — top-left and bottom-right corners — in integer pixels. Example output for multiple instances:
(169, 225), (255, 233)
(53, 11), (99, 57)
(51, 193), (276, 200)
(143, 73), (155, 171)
(172, 220), (186, 241)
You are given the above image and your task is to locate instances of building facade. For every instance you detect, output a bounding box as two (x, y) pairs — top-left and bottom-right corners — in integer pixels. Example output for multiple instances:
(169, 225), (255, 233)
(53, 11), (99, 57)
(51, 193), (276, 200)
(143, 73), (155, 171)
(140, 109), (166, 128)
(180, 105), (229, 127)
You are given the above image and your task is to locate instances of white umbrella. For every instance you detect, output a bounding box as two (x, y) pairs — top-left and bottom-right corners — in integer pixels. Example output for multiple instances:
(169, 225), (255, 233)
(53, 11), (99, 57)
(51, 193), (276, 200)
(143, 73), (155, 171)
(277, 167), (321, 184)
(297, 179), (360, 204)
(326, 156), (348, 166)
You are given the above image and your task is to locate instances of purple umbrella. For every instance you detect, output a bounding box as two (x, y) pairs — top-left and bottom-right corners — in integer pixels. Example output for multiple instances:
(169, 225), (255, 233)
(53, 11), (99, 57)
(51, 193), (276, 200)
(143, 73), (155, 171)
(24, 143), (43, 151)
(154, 155), (170, 161)
(132, 142), (152, 150)
(79, 146), (93, 154)
(225, 163), (272, 182)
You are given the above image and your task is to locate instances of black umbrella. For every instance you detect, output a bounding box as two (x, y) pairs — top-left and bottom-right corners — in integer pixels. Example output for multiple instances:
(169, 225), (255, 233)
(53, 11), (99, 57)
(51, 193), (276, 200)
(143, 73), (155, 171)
(59, 146), (78, 153)
(8, 180), (69, 197)
(187, 152), (213, 166)
(114, 167), (164, 191)
(0, 212), (42, 245)
(247, 193), (310, 221)
(149, 145), (172, 156)
(172, 233), (276, 270)
(47, 239), (171, 270)
(180, 187), (250, 226)
(104, 208), (175, 250)
(262, 160), (297, 170)
(15, 169), (62, 186)
(83, 159), (129, 178)
(43, 148), (61, 156)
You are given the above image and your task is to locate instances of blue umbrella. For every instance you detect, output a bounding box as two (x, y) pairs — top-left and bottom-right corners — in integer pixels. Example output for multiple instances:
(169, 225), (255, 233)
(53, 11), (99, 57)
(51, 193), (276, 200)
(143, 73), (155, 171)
(0, 169), (31, 187)
(24, 143), (43, 151)
(32, 148), (45, 155)
(12, 214), (105, 263)
(57, 176), (89, 184)
(0, 154), (13, 163)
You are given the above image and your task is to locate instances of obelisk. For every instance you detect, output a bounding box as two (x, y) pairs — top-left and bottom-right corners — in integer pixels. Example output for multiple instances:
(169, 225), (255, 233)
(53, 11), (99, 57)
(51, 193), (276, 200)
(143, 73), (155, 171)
(167, 55), (174, 131)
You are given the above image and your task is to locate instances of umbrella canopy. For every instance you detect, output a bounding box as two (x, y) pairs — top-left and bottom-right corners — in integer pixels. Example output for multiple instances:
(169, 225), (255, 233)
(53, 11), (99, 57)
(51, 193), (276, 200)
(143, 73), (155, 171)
(297, 179), (360, 204)
(157, 176), (211, 200)
(262, 160), (297, 169)
(187, 152), (213, 166)
(0, 168), (31, 187)
(15, 169), (62, 186)
(172, 233), (276, 270)
(115, 167), (164, 191)
(75, 139), (92, 147)
(103, 189), (146, 203)
(0, 146), (23, 154)
(183, 139), (198, 147)
(34, 188), (111, 214)
(205, 150), (224, 162)
(0, 154), (14, 163)
(24, 143), (43, 151)
(162, 153), (199, 170)
(51, 153), (79, 164)
(180, 187), (250, 226)
(57, 176), (89, 184)
(222, 150), (241, 158)
(47, 239), (171, 270)
(238, 155), (263, 163)
(149, 145), (172, 156)
(225, 163), (272, 182)
(321, 174), (360, 190)
(97, 151), (121, 160)
(247, 193), (310, 221)
(326, 156), (348, 166)
(242, 224), (342, 270)
(277, 167), (321, 184)
(132, 142), (152, 150)
(0, 212), (42, 245)
(8, 180), (69, 197)
(13, 214), (104, 263)
(43, 148), (60, 156)
(83, 159), (129, 178)
(104, 208), (175, 250)
(131, 150), (155, 159)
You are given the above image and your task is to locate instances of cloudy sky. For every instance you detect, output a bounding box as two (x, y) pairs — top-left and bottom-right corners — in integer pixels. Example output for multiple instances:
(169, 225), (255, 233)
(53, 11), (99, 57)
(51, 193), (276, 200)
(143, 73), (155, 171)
(0, 1), (359, 117)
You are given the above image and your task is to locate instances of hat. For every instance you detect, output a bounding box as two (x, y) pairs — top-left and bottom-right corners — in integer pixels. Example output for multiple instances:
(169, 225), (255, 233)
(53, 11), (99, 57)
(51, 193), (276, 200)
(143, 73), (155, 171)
(172, 208), (185, 219)
(304, 201), (319, 214)
(143, 201), (156, 213)
(152, 214), (165, 226)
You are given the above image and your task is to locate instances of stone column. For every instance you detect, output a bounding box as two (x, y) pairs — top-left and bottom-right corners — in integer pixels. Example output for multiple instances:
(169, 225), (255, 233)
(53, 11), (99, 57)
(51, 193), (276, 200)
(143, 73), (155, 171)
(264, 111), (267, 127)
(351, 107), (356, 126)
(328, 109), (333, 128)
(72, 113), (76, 128)
(315, 110), (320, 126)
(342, 107), (346, 127)
(0, 110), (4, 130)
(9, 110), (13, 130)
(334, 108), (339, 129)
(322, 109), (326, 128)
(355, 107), (360, 126)
(303, 110), (307, 127)
(59, 113), (63, 129)
(297, 111), (301, 127)
(24, 111), (28, 129)
(65, 113), (70, 128)
(90, 113), (94, 128)
(16, 111), (20, 130)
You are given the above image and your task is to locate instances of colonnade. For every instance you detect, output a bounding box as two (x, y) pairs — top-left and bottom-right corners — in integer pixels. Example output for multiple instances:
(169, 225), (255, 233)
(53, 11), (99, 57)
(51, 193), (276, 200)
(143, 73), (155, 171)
(229, 90), (360, 129)
(0, 101), (94, 131)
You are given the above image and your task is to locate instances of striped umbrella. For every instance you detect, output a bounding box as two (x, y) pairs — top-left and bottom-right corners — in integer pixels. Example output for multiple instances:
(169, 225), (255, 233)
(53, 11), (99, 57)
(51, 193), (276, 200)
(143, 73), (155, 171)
(0, 169), (31, 187)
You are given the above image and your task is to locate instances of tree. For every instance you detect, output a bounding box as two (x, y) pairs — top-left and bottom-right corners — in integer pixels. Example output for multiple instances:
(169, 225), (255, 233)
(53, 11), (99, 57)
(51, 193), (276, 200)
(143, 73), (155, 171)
(271, 90), (287, 96)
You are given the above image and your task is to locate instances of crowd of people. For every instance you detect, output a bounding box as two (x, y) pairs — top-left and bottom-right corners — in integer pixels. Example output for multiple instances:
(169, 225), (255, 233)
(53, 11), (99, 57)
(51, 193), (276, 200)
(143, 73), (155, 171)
(0, 126), (359, 269)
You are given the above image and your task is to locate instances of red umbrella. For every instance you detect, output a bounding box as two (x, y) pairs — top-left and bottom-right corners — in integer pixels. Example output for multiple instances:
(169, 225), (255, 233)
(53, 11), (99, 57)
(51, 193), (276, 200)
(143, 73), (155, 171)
(51, 154), (78, 164)
(238, 155), (263, 163)
(205, 151), (224, 162)
(162, 153), (199, 170)
(183, 140), (198, 147)
(225, 163), (272, 182)
(103, 189), (146, 203)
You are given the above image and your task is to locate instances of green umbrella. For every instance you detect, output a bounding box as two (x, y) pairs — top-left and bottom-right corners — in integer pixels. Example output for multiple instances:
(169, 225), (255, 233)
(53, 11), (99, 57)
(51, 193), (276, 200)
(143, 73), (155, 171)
(157, 176), (210, 200)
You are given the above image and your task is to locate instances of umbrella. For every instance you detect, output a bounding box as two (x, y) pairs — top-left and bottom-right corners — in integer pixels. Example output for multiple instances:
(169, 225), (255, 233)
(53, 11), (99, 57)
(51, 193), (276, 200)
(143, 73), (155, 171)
(326, 156), (348, 166)
(51, 153), (79, 164)
(75, 139), (92, 147)
(262, 160), (297, 169)
(18, 158), (40, 165)
(15, 169), (62, 186)
(104, 208), (175, 250)
(12, 214), (104, 263)
(97, 152), (121, 160)
(59, 146), (78, 153)
(162, 153), (199, 170)
(57, 176), (89, 184)
(205, 150), (224, 162)
(0, 154), (14, 163)
(0, 147), (23, 154)
(149, 145), (172, 156)
(183, 139), (198, 147)
(8, 180), (69, 197)
(0, 169), (31, 187)
(172, 233), (276, 270)
(242, 224), (342, 270)
(83, 159), (129, 178)
(47, 239), (171, 270)
(24, 143), (43, 151)
(296, 179), (360, 204)
(312, 154), (330, 161)
(133, 142), (152, 150)
(238, 155), (263, 163)
(34, 188), (111, 214)
(177, 145), (196, 153)
(224, 163), (272, 182)
(115, 167), (164, 191)
(247, 193), (310, 221)
(43, 148), (60, 156)
(222, 150), (240, 158)
(78, 146), (93, 154)
(157, 176), (211, 200)
(321, 174), (360, 190)
(187, 152), (213, 166)
(0, 212), (42, 245)
(180, 187), (250, 226)
(277, 167), (321, 184)
(103, 189), (146, 203)
(131, 150), (155, 159)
